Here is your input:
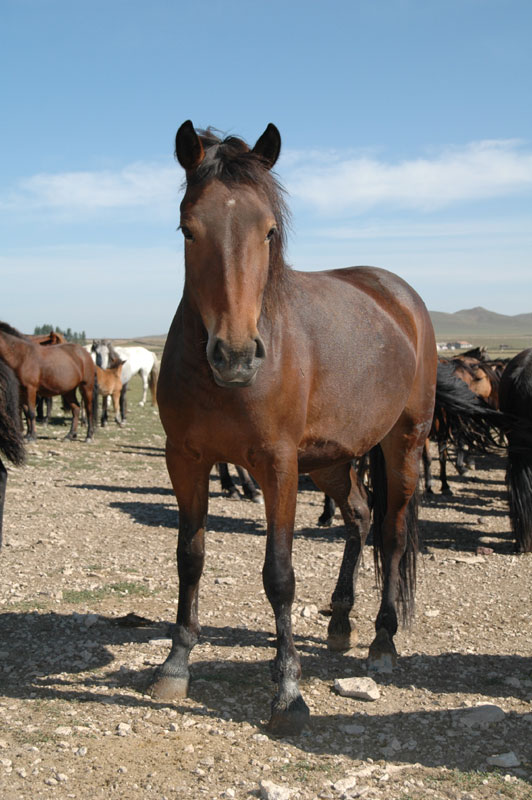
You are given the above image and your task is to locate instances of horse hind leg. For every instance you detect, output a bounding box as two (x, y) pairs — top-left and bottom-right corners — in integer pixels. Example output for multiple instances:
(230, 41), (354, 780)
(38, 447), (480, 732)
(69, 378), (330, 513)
(139, 370), (148, 407)
(368, 416), (427, 674)
(63, 391), (80, 440)
(235, 465), (263, 504)
(310, 462), (370, 652)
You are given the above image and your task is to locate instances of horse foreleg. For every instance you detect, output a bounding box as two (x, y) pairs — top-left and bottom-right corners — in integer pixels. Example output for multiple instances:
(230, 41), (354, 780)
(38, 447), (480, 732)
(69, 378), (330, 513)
(254, 453), (309, 735)
(148, 447), (210, 700)
(311, 463), (370, 651)
(119, 383), (128, 421)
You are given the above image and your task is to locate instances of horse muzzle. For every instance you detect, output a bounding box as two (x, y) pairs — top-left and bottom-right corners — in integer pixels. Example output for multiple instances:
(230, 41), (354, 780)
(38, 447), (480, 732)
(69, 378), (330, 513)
(207, 335), (266, 388)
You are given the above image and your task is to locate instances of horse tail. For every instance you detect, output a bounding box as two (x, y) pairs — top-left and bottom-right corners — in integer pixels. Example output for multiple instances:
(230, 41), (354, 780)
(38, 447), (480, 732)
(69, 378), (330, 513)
(506, 426), (532, 553)
(92, 367), (99, 425)
(148, 358), (159, 406)
(434, 361), (504, 451)
(0, 361), (25, 466)
(370, 444), (417, 625)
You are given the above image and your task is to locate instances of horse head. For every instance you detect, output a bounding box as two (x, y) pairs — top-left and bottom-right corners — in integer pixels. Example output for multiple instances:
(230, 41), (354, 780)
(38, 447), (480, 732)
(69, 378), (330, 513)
(175, 120), (285, 388)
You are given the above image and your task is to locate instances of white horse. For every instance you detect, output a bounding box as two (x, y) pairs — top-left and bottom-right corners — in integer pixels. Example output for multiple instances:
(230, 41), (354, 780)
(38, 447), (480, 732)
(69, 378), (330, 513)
(91, 340), (159, 416)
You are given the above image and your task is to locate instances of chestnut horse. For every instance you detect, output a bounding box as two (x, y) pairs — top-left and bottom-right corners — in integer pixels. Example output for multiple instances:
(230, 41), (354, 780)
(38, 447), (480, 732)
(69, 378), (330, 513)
(152, 122), (437, 735)
(499, 348), (532, 552)
(0, 323), (97, 442)
(96, 360), (125, 427)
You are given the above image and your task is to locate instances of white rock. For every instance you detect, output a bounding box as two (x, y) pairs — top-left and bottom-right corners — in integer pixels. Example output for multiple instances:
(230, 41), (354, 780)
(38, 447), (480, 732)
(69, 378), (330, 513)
(116, 723), (132, 736)
(332, 775), (358, 793)
(487, 752), (521, 768)
(301, 604), (318, 618)
(334, 677), (381, 701)
(54, 726), (72, 736)
(259, 779), (295, 800)
(459, 704), (506, 728)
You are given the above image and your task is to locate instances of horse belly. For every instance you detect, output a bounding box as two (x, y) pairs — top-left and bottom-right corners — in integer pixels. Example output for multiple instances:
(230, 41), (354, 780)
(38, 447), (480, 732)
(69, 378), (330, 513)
(39, 362), (81, 395)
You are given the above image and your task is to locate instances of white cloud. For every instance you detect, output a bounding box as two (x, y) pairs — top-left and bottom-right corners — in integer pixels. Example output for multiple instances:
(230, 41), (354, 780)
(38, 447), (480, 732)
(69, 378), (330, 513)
(1, 163), (178, 214)
(284, 139), (532, 214)
(3, 139), (532, 220)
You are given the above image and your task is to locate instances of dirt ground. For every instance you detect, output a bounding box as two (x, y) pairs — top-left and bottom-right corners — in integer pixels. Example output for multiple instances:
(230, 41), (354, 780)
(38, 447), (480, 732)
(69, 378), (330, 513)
(0, 392), (531, 800)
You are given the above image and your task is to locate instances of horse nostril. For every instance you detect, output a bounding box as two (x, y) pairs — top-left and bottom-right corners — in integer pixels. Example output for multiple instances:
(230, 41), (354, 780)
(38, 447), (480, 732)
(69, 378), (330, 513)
(211, 338), (227, 370)
(255, 336), (266, 361)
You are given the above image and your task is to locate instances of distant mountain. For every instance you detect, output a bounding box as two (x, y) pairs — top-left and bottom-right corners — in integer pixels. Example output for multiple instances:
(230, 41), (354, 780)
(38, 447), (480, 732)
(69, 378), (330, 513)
(429, 306), (532, 337)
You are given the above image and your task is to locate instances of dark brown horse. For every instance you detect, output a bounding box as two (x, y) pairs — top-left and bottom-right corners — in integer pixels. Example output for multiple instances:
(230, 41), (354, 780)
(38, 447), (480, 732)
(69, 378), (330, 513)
(152, 122), (437, 734)
(0, 360), (25, 546)
(0, 323), (97, 442)
(499, 348), (532, 552)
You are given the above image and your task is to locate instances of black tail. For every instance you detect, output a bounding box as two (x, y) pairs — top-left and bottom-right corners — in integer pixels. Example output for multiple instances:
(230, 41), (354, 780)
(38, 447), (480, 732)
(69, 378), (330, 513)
(370, 445), (418, 625)
(92, 369), (99, 426)
(505, 424), (532, 553)
(0, 361), (25, 466)
(433, 361), (505, 451)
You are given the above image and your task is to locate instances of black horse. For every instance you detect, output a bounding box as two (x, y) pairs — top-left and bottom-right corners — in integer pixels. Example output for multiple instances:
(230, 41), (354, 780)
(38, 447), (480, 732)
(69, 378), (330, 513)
(0, 360), (25, 546)
(499, 348), (532, 553)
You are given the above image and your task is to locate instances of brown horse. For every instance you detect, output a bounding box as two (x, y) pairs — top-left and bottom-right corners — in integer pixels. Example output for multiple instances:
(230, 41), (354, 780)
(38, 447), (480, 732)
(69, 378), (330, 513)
(152, 122), (437, 735)
(96, 360), (125, 427)
(0, 322), (97, 442)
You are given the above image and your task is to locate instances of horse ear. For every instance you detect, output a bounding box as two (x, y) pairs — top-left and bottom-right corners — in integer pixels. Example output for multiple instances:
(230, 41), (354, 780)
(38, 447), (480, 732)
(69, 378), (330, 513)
(252, 123), (281, 169)
(175, 120), (205, 172)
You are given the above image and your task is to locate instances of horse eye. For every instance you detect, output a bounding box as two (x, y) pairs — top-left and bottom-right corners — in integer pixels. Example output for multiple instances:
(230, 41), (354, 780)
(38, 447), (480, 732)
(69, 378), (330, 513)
(180, 225), (194, 241)
(265, 227), (277, 242)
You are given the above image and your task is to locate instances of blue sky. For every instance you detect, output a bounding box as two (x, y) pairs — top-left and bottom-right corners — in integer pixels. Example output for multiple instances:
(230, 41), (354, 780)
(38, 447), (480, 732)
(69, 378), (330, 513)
(2, 0), (531, 337)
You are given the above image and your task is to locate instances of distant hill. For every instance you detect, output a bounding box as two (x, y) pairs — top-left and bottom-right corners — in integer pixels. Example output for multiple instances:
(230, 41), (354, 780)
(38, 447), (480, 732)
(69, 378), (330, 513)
(429, 306), (532, 338)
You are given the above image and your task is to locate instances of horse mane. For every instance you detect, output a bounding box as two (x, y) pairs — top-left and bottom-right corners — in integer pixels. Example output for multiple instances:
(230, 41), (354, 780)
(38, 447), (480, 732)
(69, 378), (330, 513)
(0, 322), (26, 339)
(183, 127), (292, 314)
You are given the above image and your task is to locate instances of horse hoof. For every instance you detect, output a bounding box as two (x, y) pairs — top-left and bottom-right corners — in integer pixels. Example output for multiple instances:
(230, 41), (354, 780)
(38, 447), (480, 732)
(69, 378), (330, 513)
(148, 674), (189, 700)
(317, 515), (333, 527)
(138, 401), (145, 407)
(367, 630), (397, 674)
(251, 494), (264, 505)
(266, 698), (310, 737)
(327, 629), (357, 652)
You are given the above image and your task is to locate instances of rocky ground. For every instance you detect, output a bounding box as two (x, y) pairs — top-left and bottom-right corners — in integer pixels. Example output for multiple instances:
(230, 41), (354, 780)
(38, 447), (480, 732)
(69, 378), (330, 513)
(0, 396), (531, 800)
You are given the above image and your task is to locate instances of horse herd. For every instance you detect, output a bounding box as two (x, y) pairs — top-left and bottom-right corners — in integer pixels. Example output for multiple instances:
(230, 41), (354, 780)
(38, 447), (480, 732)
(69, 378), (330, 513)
(1, 120), (532, 736)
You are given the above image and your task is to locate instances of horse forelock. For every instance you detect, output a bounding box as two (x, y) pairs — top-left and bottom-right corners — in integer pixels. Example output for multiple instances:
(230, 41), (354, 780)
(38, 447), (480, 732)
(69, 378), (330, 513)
(182, 128), (291, 314)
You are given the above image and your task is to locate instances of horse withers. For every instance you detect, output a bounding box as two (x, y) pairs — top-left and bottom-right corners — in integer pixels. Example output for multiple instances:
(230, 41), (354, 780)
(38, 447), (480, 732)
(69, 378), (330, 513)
(152, 122), (437, 735)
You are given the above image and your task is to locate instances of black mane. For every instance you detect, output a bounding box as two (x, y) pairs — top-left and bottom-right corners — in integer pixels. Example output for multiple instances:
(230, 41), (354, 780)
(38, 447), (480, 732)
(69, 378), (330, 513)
(0, 322), (26, 339)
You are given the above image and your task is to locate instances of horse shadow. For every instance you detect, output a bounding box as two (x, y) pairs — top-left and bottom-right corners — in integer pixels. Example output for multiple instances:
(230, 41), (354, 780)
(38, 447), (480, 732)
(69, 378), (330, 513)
(0, 609), (530, 776)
